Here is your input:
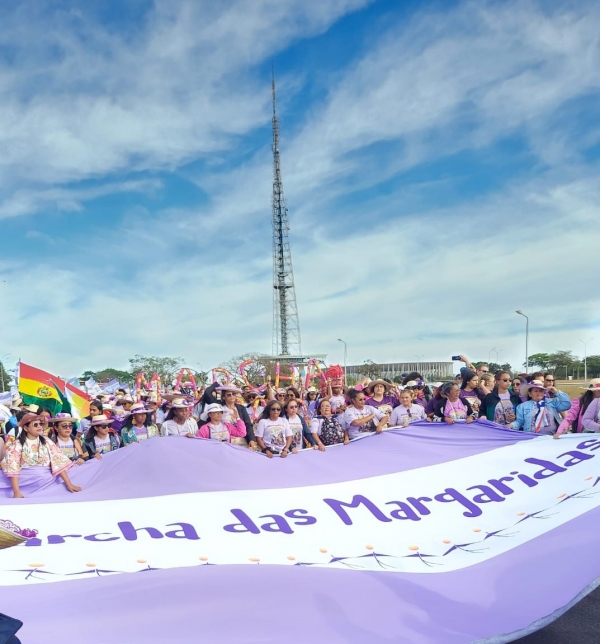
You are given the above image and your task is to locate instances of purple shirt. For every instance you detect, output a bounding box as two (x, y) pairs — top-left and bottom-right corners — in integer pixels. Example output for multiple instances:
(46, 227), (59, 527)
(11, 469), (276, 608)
(365, 395), (399, 410)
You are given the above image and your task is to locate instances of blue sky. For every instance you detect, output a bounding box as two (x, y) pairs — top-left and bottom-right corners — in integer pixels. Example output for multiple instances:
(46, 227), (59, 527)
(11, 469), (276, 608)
(0, 0), (599, 377)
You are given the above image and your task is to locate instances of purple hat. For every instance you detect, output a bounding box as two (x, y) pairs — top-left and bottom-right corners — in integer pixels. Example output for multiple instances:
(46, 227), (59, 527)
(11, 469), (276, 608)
(47, 413), (77, 424)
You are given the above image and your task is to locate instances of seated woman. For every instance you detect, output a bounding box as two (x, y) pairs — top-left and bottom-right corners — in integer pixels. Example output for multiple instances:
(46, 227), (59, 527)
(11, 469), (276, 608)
(309, 399), (347, 448)
(1, 413), (82, 498)
(255, 400), (292, 458)
(459, 370), (485, 415)
(121, 402), (160, 445)
(283, 398), (315, 452)
(509, 380), (571, 435)
(194, 403), (246, 442)
(480, 371), (521, 426)
(48, 413), (88, 464)
(161, 398), (198, 437)
(389, 391), (426, 426)
(83, 415), (121, 458)
(343, 389), (390, 439)
(433, 383), (476, 423)
(365, 380), (398, 416)
(555, 379), (600, 437)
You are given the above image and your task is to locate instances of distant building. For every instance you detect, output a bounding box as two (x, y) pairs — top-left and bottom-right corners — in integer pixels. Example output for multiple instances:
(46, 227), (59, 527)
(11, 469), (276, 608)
(346, 361), (454, 382)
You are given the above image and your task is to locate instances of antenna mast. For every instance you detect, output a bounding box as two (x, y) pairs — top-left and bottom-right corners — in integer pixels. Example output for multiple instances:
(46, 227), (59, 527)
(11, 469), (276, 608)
(271, 72), (301, 357)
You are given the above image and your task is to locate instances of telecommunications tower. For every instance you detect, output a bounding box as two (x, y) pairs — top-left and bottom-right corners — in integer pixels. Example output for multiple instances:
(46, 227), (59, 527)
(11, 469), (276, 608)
(271, 73), (302, 358)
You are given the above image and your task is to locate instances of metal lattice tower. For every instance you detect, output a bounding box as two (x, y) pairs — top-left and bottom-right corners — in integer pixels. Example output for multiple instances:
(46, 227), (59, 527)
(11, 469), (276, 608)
(271, 73), (302, 357)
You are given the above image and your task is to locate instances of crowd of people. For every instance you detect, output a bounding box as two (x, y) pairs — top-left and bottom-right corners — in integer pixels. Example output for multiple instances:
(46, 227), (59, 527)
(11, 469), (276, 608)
(0, 355), (599, 497)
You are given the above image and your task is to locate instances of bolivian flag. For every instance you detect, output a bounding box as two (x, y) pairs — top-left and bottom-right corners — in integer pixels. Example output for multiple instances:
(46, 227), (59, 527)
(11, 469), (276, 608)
(18, 362), (63, 415)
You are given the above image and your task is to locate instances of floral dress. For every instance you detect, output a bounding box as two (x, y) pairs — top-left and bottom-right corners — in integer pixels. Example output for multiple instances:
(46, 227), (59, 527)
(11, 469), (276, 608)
(2, 438), (72, 477)
(121, 424), (160, 445)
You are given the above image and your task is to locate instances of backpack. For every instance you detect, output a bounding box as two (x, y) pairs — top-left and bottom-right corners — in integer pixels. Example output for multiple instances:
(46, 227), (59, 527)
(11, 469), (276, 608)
(319, 416), (345, 446)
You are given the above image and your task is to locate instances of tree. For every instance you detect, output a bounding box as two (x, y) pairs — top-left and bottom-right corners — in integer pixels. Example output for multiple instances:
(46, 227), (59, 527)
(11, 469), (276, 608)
(220, 353), (270, 385)
(486, 362), (514, 374)
(0, 360), (12, 392)
(548, 351), (578, 376)
(128, 355), (185, 385)
(525, 353), (552, 371)
(585, 355), (600, 379)
(361, 360), (382, 380)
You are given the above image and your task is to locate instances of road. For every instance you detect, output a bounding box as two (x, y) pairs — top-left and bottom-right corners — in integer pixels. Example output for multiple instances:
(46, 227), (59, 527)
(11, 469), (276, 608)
(518, 586), (599, 642)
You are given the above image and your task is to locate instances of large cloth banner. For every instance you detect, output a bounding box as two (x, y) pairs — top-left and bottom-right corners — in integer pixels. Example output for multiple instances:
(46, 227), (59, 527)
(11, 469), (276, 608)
(1, 422), (600, 643)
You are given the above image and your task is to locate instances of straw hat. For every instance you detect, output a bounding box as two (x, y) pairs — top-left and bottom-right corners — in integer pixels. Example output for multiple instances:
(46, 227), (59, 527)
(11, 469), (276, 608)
(216, 385), (243, 394)
(125, 402), (150, 417)
(47, 413), (77, 424)
(90, 414), (113, 426)
(18, 412), (43, 427)
(171, 397), (192, 409)
(0, 525), (28, 550)
(117, 394), (134, 405)
(205, 403), (225, 415)
(581, 378), (600, 391)
(520, 380), (546, 397)
(368, 379), (392, 392)
(161, 392), (194, 401)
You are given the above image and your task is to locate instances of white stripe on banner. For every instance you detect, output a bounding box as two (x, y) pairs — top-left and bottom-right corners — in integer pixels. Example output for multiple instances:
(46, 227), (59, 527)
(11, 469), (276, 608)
(3, 434), (600, 585)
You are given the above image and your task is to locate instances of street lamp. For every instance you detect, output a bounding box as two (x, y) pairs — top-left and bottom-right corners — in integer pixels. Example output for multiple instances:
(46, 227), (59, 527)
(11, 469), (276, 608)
(515, 311), (529, 372)
(337, 339), (347, 382)
(580, 338), (594, 382)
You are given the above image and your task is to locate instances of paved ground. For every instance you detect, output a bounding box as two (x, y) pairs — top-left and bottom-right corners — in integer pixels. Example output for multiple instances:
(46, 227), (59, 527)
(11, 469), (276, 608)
(517, 586), (599, 642)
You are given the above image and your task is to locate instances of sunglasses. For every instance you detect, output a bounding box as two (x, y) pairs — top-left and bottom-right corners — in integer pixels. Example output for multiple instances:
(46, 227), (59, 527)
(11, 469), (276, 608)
(270, 407), (282, 412)
(29, 422), (43, 428)
(499, 378), (511, 382)
(545, 379), (554, 382)
(58, 422), (73, 427)
(287, 404), (298, 409)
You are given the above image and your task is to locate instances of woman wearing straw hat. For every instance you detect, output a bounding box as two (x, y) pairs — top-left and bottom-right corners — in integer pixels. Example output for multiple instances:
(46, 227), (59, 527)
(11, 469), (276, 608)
(83, 415), (121, 458)
(48, 413), (88, 465)
(2, 413), (82, 498)
(214, 385), (257, 449)
(161, 398), (198, 437)
(509, 380), (570, 435)
(365, 380), (398, 417)
(121, 402), (160, 445)
(194, 403), (246, 443)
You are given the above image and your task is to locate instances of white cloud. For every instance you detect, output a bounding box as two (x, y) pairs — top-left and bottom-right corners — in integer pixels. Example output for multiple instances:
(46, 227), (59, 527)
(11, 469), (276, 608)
(1, 0), (599, 377)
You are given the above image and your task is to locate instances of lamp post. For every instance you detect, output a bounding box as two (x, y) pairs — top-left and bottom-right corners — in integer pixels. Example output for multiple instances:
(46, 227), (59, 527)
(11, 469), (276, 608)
(337, 339), (347, 382)
(580, 338), (593, 382)
(515, 311), (529, 372)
